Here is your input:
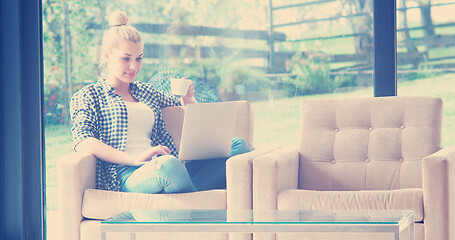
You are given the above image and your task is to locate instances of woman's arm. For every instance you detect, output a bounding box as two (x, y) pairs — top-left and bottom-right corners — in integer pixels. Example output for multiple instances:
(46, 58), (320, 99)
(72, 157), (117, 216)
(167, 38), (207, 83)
(75, 137), (132, 165)
(70, 85), (171, 166)
(75, 137), (171, 166)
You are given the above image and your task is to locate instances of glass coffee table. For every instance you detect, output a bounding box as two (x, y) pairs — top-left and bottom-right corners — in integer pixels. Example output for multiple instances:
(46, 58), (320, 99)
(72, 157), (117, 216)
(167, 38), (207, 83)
(101, 209), (414, 240)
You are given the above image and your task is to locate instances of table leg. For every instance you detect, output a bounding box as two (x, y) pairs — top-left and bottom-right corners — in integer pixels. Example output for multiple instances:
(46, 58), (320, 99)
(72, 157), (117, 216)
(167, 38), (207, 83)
(101, 232), (106, 240)
(130, 232), (136, 240)
(409, 221), (415, 240)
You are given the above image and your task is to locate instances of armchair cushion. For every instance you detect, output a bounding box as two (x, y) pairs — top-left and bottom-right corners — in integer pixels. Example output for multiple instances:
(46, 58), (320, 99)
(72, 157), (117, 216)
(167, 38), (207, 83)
(82, 188), (227, 220)
(299, 97), (442, 191)
(277, 188), (423, 221)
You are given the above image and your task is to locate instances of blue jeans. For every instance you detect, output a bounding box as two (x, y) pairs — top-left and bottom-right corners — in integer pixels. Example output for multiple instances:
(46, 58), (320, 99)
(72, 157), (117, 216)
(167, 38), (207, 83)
(185, 137), (251, 191)
(117, 137), (251, 193)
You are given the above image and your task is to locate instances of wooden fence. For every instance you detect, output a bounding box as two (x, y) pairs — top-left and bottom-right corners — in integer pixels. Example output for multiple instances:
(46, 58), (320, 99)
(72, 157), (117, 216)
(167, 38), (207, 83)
(87, 1), (455, 85)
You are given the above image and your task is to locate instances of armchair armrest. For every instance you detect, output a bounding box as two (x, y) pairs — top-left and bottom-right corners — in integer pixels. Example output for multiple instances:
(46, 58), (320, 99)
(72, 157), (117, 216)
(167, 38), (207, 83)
(226, 147), (279, 210)
(252, 147), (299, 210)
(57, 152), (96, 240)
(422, 145), (455, 240)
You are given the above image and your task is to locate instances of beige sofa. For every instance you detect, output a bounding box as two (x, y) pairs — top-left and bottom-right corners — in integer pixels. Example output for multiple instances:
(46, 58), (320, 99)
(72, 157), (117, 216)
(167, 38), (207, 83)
(253, 96), (454, 240)
(57, 101), (267, 240)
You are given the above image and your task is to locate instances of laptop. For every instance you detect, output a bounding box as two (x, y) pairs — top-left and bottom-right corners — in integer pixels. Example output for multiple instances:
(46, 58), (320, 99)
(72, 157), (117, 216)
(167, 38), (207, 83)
(178, 101), (238, 161)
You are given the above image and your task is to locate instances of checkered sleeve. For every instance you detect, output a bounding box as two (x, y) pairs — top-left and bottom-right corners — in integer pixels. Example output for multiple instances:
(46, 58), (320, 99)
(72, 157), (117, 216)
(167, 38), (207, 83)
(70, 86), (98, 151)
(155, 89), (182, 108)
(150, 73), (173, 97)
(139, 82), (181, 108)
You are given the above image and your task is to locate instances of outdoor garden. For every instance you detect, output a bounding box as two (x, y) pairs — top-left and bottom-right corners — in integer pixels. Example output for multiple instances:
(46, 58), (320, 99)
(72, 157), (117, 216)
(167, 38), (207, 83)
(43, 0), (455, 214)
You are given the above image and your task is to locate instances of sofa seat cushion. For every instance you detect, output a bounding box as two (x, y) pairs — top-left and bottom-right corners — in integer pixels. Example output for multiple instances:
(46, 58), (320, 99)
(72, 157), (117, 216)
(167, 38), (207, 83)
(277, 188), (423, 221)
(82, 189), (227, 220)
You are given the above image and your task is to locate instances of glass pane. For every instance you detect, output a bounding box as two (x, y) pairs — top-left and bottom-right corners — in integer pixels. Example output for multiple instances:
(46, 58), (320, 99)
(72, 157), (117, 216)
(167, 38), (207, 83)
(102, 209), (411, 224)
(256, 0), (375, 148)
(396, 0), (455, 146)
(43, 0), (375, 239)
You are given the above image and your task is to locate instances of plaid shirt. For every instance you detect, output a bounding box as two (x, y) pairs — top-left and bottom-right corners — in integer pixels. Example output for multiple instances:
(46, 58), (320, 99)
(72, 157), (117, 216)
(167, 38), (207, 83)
(70, 79), (181, 191)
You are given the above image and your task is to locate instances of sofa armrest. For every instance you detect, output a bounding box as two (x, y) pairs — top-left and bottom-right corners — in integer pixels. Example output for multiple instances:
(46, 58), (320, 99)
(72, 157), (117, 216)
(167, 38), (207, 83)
(422, 145), (455, 240)
(226, 147), (279, 210)
(253, 147), (299, 210)
(234, 101), (254, 148)
(57, 152), (96, 240)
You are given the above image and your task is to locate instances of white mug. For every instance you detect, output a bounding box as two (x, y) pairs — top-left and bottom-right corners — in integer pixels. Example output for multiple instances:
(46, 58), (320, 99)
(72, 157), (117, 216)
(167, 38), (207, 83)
(170, 77), (191, 96)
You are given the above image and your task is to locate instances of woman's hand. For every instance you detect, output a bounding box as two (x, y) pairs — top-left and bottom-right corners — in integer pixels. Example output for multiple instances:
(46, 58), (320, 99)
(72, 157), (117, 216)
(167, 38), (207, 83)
(182, 77), (195, 98)
(128, 145), (171, 166)
(181, 77), (198, 106)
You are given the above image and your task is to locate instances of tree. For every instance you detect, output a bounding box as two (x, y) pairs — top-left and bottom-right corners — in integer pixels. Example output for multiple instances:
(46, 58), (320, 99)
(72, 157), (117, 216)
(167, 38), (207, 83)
(418, 0), (435, 40)
(43, 0), (104, 125)
(344, 0), (374, 60)
(342, 0), (374, 86)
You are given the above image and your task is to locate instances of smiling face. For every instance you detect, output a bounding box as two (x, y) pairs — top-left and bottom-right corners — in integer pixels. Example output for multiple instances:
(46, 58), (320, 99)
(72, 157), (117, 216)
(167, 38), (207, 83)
(106, 39), (144, 87)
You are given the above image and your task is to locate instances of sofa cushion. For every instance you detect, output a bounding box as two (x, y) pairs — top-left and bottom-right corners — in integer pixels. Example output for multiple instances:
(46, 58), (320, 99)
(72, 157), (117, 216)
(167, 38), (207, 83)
(299, 97), (442, 191)
(82, 189), (227, 220)
(277, 188), (423, 221)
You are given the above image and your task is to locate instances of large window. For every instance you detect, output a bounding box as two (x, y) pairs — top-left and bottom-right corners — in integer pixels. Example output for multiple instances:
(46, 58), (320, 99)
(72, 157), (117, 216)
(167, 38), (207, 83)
(2, 0), (415, 239)
(11, 0), (445, 239)
(41, 0), (381, 238)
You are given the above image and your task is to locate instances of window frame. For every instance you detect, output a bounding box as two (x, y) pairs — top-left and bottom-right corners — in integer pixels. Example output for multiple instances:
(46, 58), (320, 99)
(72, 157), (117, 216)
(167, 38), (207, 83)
(375, 0), (397, 96)
(1, 0), (44, 239)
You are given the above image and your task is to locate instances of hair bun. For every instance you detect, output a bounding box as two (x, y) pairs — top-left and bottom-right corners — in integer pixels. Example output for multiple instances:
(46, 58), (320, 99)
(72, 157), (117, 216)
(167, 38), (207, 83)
(109, 10), (129, 27)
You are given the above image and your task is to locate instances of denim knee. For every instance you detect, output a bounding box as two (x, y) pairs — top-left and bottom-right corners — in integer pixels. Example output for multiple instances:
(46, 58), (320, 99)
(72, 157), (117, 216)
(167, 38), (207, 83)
(156, 156), (197, 193)
(156, 155), (182, 169)
(123, 155), (196, 194)
(230, 137), (252, 157)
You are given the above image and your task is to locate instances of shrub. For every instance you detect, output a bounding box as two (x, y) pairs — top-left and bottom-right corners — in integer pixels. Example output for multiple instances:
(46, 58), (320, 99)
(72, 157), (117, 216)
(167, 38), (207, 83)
(219, 65), (270, 94)
(283, 51), (335, 95)
(44, 82), (67, 125)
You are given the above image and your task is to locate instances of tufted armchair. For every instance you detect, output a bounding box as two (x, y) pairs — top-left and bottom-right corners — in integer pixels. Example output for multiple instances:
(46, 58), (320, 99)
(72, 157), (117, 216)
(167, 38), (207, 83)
(57, 100), (269, 240)
(253, 96), (454, 240)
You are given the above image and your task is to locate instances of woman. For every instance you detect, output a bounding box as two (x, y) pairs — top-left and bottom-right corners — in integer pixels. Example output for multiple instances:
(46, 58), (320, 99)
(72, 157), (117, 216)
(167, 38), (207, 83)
(70, 11), (251, 194)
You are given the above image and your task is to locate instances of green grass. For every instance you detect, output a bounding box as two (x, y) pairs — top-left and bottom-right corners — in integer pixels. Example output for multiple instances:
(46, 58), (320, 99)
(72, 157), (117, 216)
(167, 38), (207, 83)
(251, 87), (373, 149)
(44, 73), (455, 211)
(252, 73), (455, 149)
(45, 124), (73, 160)
(398, 74), (455, 146)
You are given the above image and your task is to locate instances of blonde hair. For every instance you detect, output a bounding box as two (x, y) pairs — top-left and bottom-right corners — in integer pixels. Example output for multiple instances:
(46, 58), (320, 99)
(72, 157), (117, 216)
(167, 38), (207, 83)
(99, 11), (143, 69)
